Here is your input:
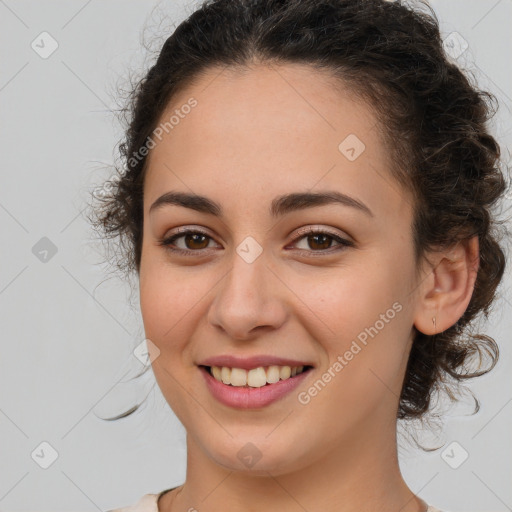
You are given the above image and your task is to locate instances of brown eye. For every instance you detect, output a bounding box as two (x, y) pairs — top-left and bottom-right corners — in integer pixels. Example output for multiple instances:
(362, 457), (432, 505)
(158, 229), (218, 254)
(305, 233), (334, 250)
(292, 228), (353, 253)
(182, 232), (210, 250)
(158, 227), (353, 256)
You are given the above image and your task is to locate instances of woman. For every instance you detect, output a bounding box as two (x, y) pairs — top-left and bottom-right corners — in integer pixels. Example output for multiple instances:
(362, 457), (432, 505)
(91, 0), (509, 511)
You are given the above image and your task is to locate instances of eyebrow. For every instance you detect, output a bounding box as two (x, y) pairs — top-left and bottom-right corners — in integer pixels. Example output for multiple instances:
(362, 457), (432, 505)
(149, 190), (373, 218)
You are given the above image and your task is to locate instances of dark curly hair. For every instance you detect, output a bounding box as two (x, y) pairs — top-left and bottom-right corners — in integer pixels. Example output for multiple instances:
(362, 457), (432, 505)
(88, 0), (510, 424)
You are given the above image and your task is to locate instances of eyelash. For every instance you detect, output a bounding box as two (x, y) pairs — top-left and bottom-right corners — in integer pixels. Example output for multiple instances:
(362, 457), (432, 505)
(157, 227), (354, 256)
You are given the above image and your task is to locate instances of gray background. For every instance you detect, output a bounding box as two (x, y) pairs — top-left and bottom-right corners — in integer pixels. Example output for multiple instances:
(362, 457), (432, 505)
(0, 1), (511, 511)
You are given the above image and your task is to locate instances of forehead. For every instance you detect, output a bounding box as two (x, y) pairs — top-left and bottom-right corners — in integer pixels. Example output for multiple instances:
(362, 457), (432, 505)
(148, 62), (379, 162)
(143, 63), (411, 223)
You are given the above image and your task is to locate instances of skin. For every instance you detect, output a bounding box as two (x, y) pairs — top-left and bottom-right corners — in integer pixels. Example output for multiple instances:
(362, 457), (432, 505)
(138, 62), (479, 512)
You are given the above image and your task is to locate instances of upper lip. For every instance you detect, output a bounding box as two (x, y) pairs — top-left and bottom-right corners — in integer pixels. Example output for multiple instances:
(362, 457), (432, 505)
(198, 355), (314, 370)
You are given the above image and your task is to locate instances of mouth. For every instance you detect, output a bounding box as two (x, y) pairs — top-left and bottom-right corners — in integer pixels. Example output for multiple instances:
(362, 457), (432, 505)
(199, 364), (314, 388)
(199, 363), (314, 409)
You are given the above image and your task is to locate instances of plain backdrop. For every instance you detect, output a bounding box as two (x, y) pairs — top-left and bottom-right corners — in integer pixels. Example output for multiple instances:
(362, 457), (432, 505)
(0, 1), (511, 511)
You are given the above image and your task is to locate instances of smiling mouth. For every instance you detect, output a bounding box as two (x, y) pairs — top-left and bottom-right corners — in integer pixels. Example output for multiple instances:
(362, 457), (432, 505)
(200, 364), (314, 388)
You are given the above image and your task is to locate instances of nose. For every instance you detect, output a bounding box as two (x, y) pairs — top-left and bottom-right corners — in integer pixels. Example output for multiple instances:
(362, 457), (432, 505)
(207, 249), (288, 341)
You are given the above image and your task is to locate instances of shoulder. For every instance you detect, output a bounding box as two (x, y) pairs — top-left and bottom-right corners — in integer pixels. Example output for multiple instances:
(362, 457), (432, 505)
(105, 492), (160, 512)
(105, 487), (178, 512)
(106, 494), (447, 512)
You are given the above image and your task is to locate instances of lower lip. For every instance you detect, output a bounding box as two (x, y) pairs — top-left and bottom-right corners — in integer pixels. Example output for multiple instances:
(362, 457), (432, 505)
(199, 366), (312, 409)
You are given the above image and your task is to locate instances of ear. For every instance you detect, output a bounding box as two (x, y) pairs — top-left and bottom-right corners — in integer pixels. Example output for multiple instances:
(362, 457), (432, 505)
(413, 236), (479, 335)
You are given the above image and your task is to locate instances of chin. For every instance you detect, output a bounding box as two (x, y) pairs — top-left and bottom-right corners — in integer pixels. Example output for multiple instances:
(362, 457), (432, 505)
(203, 435), (309, 476)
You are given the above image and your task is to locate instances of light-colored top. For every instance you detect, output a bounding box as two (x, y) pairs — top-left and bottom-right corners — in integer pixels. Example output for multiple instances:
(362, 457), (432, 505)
(106, 488), (446, 512)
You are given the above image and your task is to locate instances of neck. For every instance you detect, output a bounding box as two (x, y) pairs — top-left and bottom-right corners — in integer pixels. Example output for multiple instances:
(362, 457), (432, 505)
(162, 419), (426, 512)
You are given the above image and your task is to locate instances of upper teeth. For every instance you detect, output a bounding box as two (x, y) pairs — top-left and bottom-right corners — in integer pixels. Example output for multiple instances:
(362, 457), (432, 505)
(210, 365), (306, 387)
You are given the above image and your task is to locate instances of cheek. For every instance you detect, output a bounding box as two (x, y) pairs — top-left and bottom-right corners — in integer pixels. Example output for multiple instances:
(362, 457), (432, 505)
(294, 260), (400, 339)
(292, 256), (412, 384)
(139, 267), (209, 416)
(294, 283), (411, 429)
(139, 266), (208, 350)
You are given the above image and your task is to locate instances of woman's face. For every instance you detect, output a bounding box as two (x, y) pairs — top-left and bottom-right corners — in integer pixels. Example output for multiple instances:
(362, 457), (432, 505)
(139, 63), (423, 475)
